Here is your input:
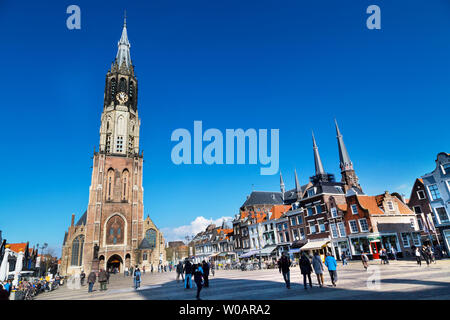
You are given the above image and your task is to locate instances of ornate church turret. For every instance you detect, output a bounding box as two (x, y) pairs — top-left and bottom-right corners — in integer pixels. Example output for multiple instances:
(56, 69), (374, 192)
(335, 119), (361, 191)
(99, 16), (140, 157)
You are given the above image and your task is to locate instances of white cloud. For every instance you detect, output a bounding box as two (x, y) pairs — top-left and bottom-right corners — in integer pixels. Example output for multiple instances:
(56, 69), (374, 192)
(161, 216), (233, 243)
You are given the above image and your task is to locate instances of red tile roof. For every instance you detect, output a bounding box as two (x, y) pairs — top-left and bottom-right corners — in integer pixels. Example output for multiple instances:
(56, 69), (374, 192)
(270, 205), (291, 220)
(7, 243), (28, 253)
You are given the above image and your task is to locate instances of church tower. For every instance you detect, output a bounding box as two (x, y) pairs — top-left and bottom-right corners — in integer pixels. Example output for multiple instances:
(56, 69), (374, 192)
(334, 119), (361, 192)
(60, 18), (166, 276)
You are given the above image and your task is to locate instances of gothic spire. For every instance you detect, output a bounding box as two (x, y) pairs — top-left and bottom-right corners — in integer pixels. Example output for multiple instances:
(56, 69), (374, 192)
(280, 171), (285, 196)
(116, 13), (131, 70)
(312, 131), (325, 175)
(335, 119), (353, 171)
(294, 169), (301, 193)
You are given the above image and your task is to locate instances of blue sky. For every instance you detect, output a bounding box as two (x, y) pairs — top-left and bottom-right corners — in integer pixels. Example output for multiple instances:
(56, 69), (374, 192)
(1, 0), (449, 255)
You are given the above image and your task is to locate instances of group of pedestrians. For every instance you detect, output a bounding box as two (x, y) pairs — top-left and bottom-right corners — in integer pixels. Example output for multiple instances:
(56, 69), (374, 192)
(180, 259), (211, 300)
(278, 251), (338, 290)
(415, 244), (436, 266)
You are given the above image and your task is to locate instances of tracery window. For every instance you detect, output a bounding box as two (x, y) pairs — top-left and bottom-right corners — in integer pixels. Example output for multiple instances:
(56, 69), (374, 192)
(71, 235), (84, 266)
(145, 229), (157, 248)
(106, 215), (125, 245)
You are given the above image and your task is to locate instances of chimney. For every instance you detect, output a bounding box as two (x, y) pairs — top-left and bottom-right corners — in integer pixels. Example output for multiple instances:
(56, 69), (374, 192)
(71, 214), (75, 227)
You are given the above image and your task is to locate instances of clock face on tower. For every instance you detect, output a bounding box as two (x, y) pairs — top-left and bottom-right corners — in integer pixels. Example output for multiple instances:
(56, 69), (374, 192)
(116, 91), (129, 104)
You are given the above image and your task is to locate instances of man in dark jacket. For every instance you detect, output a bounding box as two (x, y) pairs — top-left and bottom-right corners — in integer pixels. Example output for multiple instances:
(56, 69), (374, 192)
(279, 252), (292, 289)
(98, 269), (108, 291)
(176, 261), (184, 282)
(183, 260), (193, 289)
(80, 270), (86, 286)
(202, 260), (210, 288)
(193, 264), (204, 300)
(299, 253), (313, 289)
(87, 271), (96, 293)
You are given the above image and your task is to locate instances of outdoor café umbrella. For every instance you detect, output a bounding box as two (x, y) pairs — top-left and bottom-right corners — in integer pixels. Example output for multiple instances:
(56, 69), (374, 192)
(0, 248), (11, 282)
(12, 251), (24, 286)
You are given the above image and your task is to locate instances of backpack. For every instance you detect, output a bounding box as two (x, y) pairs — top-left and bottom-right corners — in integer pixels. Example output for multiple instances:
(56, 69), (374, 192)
(135, 274), (140, 281)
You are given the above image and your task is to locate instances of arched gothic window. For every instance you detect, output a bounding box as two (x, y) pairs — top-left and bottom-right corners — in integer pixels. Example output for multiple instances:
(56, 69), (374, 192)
(145, 229), (157, 248)
(122, 170), (129, 200)
(107, 169), (114, 201)
(119, 78), (127, 92)
(110, 78), (116, 101)
(106, 215), (125, 245)
(129, 81), (134, 101)
(71, 235), (84, 266)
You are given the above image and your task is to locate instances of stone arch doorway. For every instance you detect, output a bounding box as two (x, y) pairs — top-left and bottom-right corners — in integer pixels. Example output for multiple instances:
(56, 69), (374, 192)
(107, 254), (123, 273)
(125, 253), (131, 268)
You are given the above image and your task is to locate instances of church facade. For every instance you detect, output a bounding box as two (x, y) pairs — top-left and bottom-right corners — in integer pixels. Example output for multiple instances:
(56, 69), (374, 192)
(60, 19), (166, 276)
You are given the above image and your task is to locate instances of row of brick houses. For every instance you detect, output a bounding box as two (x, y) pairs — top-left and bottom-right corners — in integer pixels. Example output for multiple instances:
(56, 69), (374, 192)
(189, 121), (449, 263)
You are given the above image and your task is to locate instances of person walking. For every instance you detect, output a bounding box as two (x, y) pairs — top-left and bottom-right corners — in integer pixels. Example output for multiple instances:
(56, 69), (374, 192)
(361, 252), (369, 270)
(324, 252), (338, 287)
(193, 264), (204, 300)
(427, 245), (436, 264)
(420, 245), (429, 266)
(87, 270), (96, 293)
(151, 264), (154, 273)
(299, 253), (313, 290)
(380, 248), (386, 264)
(183, 260), (193, 289)
(312, 252), (325, 287)
(176, 261), (184, 283)
(124, 266), (129, 277)
(391, 247), (397, 260)
(341, 251), (348, 266)
(278, 251), (292, 289)
(143, 266), (146, 274)
(130, 266), (134, 277)
(415, 247), (422, 265)
(134, 266), (141, 289)
(80, 270), (86, 286)
(211, 262), (215, 277)
(98, 269), (108, 291)
(202, 260), (210, 288)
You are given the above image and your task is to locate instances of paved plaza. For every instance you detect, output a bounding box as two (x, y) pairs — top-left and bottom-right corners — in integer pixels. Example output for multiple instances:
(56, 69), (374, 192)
(37, 259), (450, 300)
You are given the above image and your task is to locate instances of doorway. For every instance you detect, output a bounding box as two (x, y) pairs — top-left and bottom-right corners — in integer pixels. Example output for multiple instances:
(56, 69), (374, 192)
(107, 254), (123, 272)
(370, 241), (380, 259)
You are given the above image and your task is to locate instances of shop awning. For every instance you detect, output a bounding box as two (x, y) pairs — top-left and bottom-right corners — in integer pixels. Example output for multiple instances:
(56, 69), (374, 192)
(239, 250), (258, 258)
(300, 240), (330, 251)
(255, 245), (277, 256)
(209, 253), (219, 257)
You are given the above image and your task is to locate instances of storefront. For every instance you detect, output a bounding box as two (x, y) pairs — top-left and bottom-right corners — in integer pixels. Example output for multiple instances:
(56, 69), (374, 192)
(349, 236), (371, 259)
(300, 239), (331, 262)
(331, 239), (350, 260)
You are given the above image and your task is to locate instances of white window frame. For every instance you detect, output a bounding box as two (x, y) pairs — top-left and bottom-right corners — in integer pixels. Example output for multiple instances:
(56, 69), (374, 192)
(337, 222), (346, 237)
(318, 219), (326, 232)
(428, 184), (441, 201)
(330, 207), (338, 218)
(401, 233), (410, 247)
(358, 218), (369, 232)
(351, 204), (358, 215)
(307, 188), (315, 197)
(349, 220), (359, 233)
(412, 233), (421, 246)
(435, 207), (449, 223)
(309, 221), (316, 234)
(417, 190), (426, 200)
(330, 223), (338, 238)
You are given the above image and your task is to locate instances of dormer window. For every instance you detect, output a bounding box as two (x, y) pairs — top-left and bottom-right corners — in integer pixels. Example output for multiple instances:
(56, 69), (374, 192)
(387, 201), (394, 211)
(351, 204), (358, 215)
(307, 188), (315, 197)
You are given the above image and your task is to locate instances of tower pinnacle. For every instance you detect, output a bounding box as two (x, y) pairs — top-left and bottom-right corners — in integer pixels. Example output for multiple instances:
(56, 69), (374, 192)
(312, 131), (325, 175)
(335, 119), (353, 171)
